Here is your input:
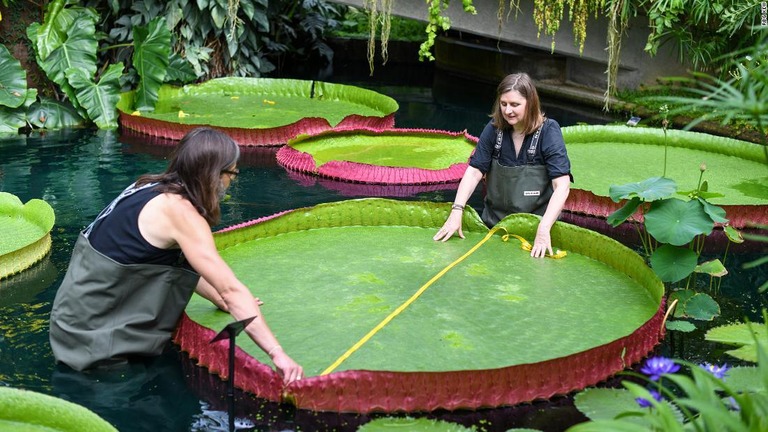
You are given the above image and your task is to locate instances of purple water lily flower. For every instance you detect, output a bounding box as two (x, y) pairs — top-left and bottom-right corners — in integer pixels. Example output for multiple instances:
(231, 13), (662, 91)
(700, 362), (729, 380)
(636, 389), (663, 408)
(640, 357), (680, 381)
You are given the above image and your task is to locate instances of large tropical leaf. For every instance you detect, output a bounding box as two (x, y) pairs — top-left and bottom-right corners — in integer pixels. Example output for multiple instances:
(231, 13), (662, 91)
(165, 52), (198, 84)
(0, 89), (37, 135)
(38, 13), (98, 113)
(649, 244), (698, 283)
(26, 0), (72, 61)
(133, 17), (170, 111)
(645, 199), (714, 246)
(66, 63), (124, 130)
(608, 177), (677, 203)
(27, 97), (85, 129)
(0, 45), (27, 109)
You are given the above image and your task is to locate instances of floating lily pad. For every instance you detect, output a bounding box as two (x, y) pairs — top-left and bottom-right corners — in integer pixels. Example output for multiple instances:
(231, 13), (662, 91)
(0, 386), (117, 432)
(277, 128), (477, 185)
(0, 192), (55, 280)
(117, 77), (399, 146)
(174, 198), (664, 413)
(562, 125), (768, 228)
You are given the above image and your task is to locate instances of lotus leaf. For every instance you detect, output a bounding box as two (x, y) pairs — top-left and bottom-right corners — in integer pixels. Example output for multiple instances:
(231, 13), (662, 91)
(649, 245), (698, 283)
(645, 199), (713, 246)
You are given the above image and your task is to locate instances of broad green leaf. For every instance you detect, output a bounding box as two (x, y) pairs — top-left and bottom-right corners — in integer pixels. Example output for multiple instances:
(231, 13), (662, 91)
(0, 45), (27, 109)
(573, 388), (654, 426)
(694, 259), (727, 277)
(165, 52), (198, 84)
(669, 289), (695, 318)
(39, 13), (98, 113)
(706, 322), (768, 351)
(722, 366), (763, 392)
(650, 245), (698, 283)
(607, 197), (642, 227)
(28, 0), (68, 61)
(724, 345), (760, 363)
(608, 177), (676, 203)
(645, 199), (713, 246)
(27, 97), (84, 129)
(0, 89), (36, 134)
(0, 191), (55, 278)
(683, 293), (720, 321)
(65, 63), (123, 130)
(357, 417), (474, 431)
(133, 17), (171, 110)
(697, 198), (729, 223)
(724, 225), (744, 243)
(0, 387), (117, 432)
(666, 320), (696, 332)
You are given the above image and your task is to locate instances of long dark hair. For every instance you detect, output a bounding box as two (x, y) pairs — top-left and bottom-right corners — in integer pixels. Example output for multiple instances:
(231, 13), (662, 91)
(136, 127), (240, 226)
(490, 72), (545, 135)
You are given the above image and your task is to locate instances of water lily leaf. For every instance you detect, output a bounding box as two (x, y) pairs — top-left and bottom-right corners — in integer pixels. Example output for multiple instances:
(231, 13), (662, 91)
(133, 17), (171, 111)
(694, 259), (728, 277)
(645, 199), (714, 246)
(606, 197), (642, 227)
(650, 245), (698, 283)
(706, 322), (768, 346)
(0, 45), (27, 109)
(666, 320), (696, 332)
(66, 63), (123, 129)
(27, 97), (84, 129)
(0, 387), (117, 432)
(684, 293), (720, 321)
(669, 289), (695, 318)
(723, 366), (763, 392)
(573, 387), (683, 426)
(724, 345), (760, 363)
(608, 177), (676, 203)
(358, 417), (475, 431)
(724, 225), (744, 243)
(697, 197), (729, 223)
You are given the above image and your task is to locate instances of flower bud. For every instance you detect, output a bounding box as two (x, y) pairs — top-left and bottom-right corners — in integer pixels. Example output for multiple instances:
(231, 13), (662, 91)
(700, 162), (707, 172)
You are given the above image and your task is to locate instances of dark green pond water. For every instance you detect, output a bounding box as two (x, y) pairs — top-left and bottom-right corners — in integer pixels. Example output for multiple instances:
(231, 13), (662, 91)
(1, 71), (766, 432)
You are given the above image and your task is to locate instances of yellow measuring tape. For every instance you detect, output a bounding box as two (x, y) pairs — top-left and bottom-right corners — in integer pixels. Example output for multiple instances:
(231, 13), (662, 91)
(320, 226), (567, 375)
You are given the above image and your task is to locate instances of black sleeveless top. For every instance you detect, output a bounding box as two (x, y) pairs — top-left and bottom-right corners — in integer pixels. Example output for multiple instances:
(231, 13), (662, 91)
(89, 187), (183, 265)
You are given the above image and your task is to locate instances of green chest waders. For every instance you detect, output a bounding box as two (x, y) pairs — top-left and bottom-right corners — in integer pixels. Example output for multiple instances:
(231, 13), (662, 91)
(49, 184), (200, 371)
(481, 124), (553, 227)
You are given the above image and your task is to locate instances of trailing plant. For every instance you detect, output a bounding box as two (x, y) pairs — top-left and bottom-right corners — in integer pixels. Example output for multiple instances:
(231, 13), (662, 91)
(606, 167), (742, 333)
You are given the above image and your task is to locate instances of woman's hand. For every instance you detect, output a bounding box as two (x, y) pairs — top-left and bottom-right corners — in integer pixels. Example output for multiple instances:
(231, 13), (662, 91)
(433, 210), (464, 242)
(270, 348), (304, 385)
(531, 226), (552, 258)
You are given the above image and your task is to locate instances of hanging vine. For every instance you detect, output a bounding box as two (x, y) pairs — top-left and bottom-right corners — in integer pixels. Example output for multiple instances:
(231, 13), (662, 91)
(605, 0), (631, 110)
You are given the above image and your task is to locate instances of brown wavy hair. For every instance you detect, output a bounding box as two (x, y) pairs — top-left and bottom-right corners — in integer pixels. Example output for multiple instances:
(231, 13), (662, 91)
(490, 72), (545, 135)
(136, 127), (240, 226)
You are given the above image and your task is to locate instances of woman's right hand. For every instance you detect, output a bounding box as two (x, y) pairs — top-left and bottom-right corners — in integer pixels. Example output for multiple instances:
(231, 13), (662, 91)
(433, 210), (464, 242)
(271, 349), (303, 385)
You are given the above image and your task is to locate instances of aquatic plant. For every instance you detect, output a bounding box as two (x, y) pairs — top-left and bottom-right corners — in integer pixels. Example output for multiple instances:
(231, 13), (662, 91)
(0, 386), (117, 431)
(605, 166), (740, 332)
(568, 314), (768, 432)
(0, 192), (56, 280)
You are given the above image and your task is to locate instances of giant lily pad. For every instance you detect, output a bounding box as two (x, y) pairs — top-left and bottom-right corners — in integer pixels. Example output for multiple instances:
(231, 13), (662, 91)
(117, 77), (399, 146)
(0, 386), (117, 432)
(0, 192), (55, 280)
(562, 125), (768, 228)
(174, 198), (665, 413)
(277, 128), (478, 185)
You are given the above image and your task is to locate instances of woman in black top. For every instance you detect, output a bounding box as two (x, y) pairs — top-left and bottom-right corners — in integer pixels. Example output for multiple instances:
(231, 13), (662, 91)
(433, 73), (572, 258)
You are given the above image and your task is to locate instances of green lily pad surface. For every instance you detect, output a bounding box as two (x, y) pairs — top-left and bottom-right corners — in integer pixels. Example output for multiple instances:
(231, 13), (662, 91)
(117, 77), (399, 146)
(0, 192), (55, 279)
(178, 198), (664, 412)
(0, 387), (117, 432)
(562, 125), (768, 227)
